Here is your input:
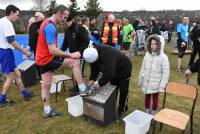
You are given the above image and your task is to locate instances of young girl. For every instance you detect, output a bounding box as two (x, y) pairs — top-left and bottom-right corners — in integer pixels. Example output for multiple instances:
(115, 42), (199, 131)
(139, 34), (170, 115)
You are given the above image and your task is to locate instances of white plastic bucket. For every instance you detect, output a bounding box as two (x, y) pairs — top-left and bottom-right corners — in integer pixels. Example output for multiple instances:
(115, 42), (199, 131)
(123, 110), (154, 134)
(66, 95), (83, 117)
(50, 82), (62, 93)
(40, 81), (62, 94)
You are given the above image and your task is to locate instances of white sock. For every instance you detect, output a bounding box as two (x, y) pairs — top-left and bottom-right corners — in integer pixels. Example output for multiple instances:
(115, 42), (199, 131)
(78, 83), (86, 92)
(44, 105), (51, 113)
(145, 108), (150, 114)
(151, 110), (157, 115)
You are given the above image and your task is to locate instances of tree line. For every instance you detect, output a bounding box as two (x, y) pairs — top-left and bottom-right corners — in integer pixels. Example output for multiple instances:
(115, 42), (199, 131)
(1, 0), (200, 33)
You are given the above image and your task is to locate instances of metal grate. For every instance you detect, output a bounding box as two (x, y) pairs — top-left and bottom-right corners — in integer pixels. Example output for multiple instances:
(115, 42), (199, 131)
(17, 60), (35, 71)
(85, 84), (116, 104)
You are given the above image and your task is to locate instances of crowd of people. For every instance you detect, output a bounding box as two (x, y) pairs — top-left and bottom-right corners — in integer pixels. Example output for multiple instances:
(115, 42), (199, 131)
(0, 4), (200, 124)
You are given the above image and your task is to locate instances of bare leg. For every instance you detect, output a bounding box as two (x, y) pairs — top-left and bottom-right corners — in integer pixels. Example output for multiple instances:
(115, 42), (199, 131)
(2, 72), (15, 95)
(177, 58), (182, 69)
(41, 71), (52, 107)
(61, 58), (84, 84)
(14, 69), (25, 90)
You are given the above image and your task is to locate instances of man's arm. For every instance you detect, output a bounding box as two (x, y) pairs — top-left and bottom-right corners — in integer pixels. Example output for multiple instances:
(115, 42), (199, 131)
(48, 45), (80, 58)
(9, 39), (31, 58)
(44, 24), (80, 59)
(185, 59), (200, 79)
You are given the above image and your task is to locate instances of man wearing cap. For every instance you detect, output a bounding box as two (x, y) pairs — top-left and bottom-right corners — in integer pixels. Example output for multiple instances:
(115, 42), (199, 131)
(83, 45), (132, 121)
(28, 11), (44, 79)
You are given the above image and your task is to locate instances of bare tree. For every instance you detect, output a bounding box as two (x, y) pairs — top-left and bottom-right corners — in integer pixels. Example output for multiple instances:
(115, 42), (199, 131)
(32, 0), (48, 12)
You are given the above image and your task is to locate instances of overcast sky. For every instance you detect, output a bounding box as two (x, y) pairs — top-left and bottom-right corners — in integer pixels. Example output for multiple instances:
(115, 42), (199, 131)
(0, 0), (199, 11)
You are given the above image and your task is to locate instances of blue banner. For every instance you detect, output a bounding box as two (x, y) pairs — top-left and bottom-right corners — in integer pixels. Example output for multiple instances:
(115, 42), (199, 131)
(14, 34), (64, 65)
(90, 35), (119, 48)
(90, 35), (100, 45)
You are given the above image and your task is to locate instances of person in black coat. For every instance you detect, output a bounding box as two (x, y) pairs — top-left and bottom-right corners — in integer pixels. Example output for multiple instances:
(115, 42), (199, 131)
(89, 17), (100, 40)
(188, 24), (200, 66)
(185, 59), (200, 85)
(61, 15), (90, 57)
(149, 19), (161, 35)
(83, 45), (132, 121)
(28, 12), (44, 79)
(61, 15), (90, 96)
(29, 12), (44, 55)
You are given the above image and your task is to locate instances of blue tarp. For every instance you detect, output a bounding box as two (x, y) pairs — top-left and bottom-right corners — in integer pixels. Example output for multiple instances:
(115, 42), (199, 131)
(14, 34), (118, 65)
(14, 34), (64, 65)
(90, 35), (100, 45)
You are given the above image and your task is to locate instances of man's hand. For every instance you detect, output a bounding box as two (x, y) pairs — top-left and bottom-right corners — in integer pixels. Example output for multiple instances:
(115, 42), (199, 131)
(94, 81), (100, 90)
(185, 69), (193, 79)
(88, 80), (95, 87)
(69, 52), (81, 59)
(24, 51), (32, 58)
(94, 31), (98, 34)
(181, 42), (187, 47)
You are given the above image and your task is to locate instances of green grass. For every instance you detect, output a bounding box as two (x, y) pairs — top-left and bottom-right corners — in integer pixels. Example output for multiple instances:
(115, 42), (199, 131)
(0, 36), (200, 134)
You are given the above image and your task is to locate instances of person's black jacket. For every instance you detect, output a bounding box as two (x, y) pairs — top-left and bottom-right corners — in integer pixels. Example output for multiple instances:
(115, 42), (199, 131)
(149, 20), (161, 35)
(133, 20), (139, 30)
(190, 59), (200, 85)
(191, 24), (200, 43)
(89, 23), (99, 39)
(61, 22), (90, 57)
(160, 23), (168, 32)
(137, 25), (148, 31)
(89, 45), (132, 86)
(28, 21), (42, 53)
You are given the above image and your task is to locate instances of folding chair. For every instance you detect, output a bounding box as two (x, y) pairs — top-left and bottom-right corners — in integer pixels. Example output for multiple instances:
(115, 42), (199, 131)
(152, 82), (198, 134)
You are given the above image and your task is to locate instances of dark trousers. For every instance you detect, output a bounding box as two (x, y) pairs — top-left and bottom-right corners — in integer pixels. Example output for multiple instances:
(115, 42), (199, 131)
(145, 93), (159, 111)
(189, 42), (200, 66)
(168, 32), (172, 42)
(111, 76), (130, 114)
(177, 40), (187, 58)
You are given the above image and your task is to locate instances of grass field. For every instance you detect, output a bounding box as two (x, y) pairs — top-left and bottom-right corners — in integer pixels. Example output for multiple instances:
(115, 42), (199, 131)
(0, 35), (200, 134)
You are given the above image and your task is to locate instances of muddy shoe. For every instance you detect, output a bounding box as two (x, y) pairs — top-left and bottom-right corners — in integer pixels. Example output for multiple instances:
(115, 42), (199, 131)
(22, 89), (34, 101)
(80, 86), (96, 97)
(43, 109), (63, 118)
(0, 100), (16, 107)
